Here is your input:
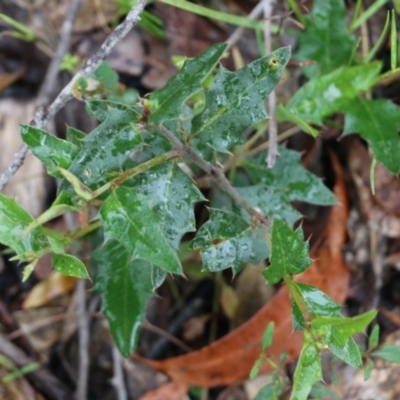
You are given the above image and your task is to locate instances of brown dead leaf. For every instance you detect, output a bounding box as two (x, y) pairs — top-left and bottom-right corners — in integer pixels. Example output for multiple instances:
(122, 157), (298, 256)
(22, 273), (76, 309)
(138, 382), (188, 400)
(134, 152), (351, 388)
(0, 69), (25, 93)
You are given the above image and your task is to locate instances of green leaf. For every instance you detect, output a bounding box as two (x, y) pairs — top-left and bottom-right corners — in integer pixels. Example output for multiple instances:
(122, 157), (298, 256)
(343, 99), (400, 175)
(255, 383), (279, 400)
(290, 331), (322, 400)
(309, 383), (340, 400)
(92, 61), (119, 93)
(311, 310), (377, 368)
(312, 311), (377, 346)
(372, 344), (400, 363)
(368, 325), (380, 350)
(148, 43), (228, 124)
(288, 63), (382, 124)
(20, 125), (80, 178)
(66, 126), (85, 149)
(92, 241), (156, 357)
(263, 220), (312, 284)
(243, 147), (336, 206)
(63, 106), (143, 190)
(235, 185), (302, 226)
(0, 193), (48, 255)
(250, 358), (263, 380)
(330, 336), (362, 368)
(291, 283), (342, 330)
(261, 321), (275, 351)
(99, 187), (182, 274)
(52, 253), (90, 279)
(191, 47), (291, 152)
(276, 104), (318, 137)
(132, 162), (205, 249)
(190, 209), (255, 274)
(364, 358), (375, 381)
(295, 0), (357, 78)
(85, 99), (110, 122)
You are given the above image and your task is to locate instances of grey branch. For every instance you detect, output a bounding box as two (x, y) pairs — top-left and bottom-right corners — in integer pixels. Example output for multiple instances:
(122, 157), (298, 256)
(75, 279), (90, 400)
(36, 0), (83, 108)
(154, 124), (270, 228)
(0, 0), (148, 192)
(111, 342), (128, 400)
(263, 0), (279, 168)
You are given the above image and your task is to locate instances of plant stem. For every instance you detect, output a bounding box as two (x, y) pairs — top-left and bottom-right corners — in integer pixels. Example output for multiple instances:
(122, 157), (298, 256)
(92, 149), (179, 198)
(69, 220), (102, 240)
(284, 277), (312, 324)
(154, 124), (271, 227)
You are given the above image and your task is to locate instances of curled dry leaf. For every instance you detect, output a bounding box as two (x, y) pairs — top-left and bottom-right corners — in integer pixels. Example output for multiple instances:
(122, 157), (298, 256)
(134, 151), (351, 388)
(23, 272), (76, 309)
(138, 382), (188, 400)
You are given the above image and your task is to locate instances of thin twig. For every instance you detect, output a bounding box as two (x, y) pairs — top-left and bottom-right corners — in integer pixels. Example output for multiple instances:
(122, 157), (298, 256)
(263, 0), (279, 168)
(153, 124), (270, 227)
(75, 279), (89, 400)
(0, 0), (148, 192)
(36, 0), (83, 108)
(111, 341), (128, 400)
(142, 320), (193, 353)
(0, 332), (73, 400)
(226, 2), (264, 50)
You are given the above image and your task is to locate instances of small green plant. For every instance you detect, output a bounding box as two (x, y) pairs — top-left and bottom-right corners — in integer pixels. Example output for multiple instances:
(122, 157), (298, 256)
(0, 355), (39, 383)
(59, 53), (81, 73)
(0, 13), (35, 41)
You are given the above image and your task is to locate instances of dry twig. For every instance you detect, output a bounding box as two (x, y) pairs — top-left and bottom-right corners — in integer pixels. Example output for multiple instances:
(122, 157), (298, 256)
(75, 279), (90, 400)
(263, 0), (279, 168)
(111, 341), (128, 400)
(0, 0), (148, 191)
(0, 332), (73, 400)
(153, 124), (271, 228)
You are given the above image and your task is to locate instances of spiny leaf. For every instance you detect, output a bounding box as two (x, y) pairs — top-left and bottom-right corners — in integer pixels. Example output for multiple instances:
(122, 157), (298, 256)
(311, 310), (377, 368)
(291, 283), (342, 331)
(0, 192), (48, 255)
(148, 43), (228, 124)
(66, 126), (85, 149)
(287, 62), (382, 124)
(63, 105), (143, 190)
(243, 147), (336, 206)
(191, 47), (291, 152)
(52, 253), (90, 279)
(190, 209), (254, 274)
(132, 162), (205, 249)
(234, 185), (302, 226)
(20, 125), (80, 178)
(312, 311), (377, 347)
(295, 0), (357, 78)
(343, 98), (400, 175)
(263, 220), (312, 284)
(99, 187), (182, 274)
(92, 241), (157, 357)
